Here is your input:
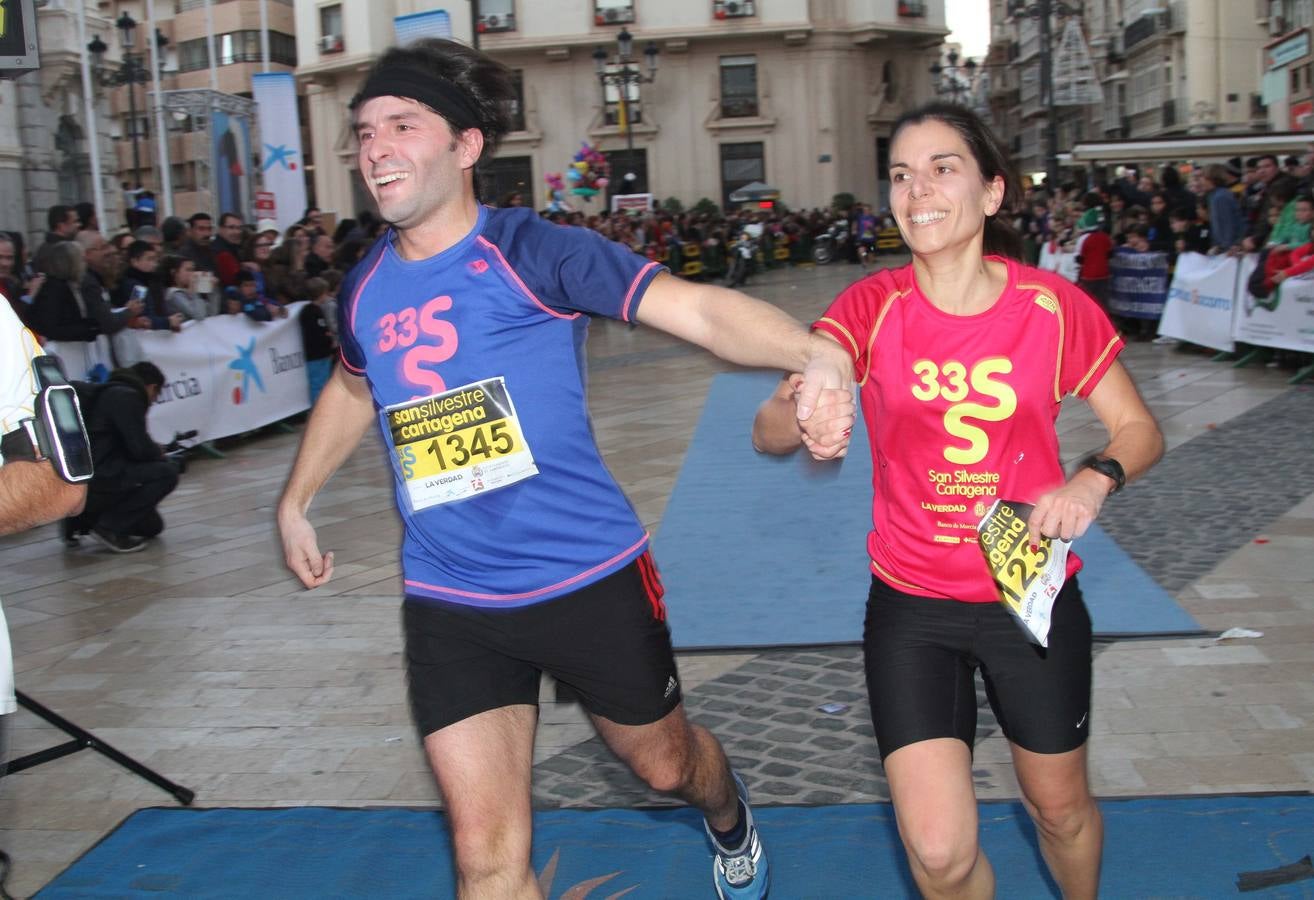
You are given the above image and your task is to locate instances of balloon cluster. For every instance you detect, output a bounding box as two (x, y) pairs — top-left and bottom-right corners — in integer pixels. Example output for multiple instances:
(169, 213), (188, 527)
(546, 142), (611, 208)
(543, 172), (573, 213)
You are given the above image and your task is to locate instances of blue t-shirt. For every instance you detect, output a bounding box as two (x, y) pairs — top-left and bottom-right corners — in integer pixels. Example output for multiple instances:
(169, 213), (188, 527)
(339, 206), (666, 607)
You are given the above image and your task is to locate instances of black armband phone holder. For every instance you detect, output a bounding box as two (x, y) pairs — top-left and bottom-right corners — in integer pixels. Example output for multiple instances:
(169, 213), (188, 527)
(0, 355), (93, 483)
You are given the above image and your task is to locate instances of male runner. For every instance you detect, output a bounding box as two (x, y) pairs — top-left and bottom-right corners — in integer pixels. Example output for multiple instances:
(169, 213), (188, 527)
(277, 38), (851, 900)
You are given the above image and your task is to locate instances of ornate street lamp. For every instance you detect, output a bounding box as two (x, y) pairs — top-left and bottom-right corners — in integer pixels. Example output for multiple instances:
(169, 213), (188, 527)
(929, 49), (979, 105)
(87, 12), (164, 191)
(1007, 0), (1083, 188)
(592, 29), (659, 188)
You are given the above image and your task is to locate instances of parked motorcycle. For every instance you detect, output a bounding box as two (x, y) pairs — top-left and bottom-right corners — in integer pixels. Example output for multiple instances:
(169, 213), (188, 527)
(812, 220), (850, 265)
(724, 232), (758, 287)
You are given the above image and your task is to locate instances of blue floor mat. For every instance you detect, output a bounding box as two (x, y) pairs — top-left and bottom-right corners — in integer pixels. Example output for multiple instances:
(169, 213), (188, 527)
(654, 373), (1203, 650)
(39, 795), (1314, 898)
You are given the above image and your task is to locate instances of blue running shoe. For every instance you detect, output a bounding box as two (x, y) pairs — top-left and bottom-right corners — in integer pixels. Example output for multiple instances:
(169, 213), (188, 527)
(705, 771), (769, 898)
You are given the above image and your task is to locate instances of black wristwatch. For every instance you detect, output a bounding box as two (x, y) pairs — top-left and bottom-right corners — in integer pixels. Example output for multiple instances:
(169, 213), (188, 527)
(1081, 454), (1125, 495)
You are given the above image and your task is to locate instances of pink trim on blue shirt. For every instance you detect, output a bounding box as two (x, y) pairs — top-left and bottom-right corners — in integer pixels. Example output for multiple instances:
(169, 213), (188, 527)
(478, 236), (581, 321)
(404, 532), (650, 606)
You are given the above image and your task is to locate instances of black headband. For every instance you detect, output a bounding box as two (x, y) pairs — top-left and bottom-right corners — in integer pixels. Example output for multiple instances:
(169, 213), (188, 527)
(353, 66), (480, 130)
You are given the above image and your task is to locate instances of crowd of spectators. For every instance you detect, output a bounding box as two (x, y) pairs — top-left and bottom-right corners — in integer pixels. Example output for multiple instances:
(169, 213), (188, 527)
(1019, 152), (1314, 272)
(1014, 151), (1314, 351)
(8, 151), (1312, 385)
(3, 157), (1311, 543)
(3, 204), (345, 380)
(2, 202), (348, 548)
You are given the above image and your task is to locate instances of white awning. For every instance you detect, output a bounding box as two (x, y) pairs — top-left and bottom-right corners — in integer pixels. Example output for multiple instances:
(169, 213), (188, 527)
(1067, 132), (1313, 163)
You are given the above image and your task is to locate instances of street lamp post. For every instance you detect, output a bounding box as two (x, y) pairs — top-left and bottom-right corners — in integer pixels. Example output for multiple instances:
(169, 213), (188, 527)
(1007, 0), (1081, 190)
(592, 29), (658, 191)
(929, 49), (978, 106)
(87, 12), (156, 191)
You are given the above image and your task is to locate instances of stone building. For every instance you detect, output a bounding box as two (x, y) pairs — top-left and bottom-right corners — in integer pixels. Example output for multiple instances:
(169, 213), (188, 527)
(295, 0), (950, 219)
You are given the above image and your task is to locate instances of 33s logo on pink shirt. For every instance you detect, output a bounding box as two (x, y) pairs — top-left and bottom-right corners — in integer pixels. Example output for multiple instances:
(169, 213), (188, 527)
(910, 357), (1017, 465)
(376, 296), (459, 395)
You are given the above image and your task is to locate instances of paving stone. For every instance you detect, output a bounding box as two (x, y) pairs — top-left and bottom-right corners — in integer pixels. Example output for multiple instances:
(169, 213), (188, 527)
(811, 735), (861, 751)
(1100, 389), (1314, 592)
(536, 756), (588, 777)
(763, 727), (813, 744)
(802, 790), (847, 805)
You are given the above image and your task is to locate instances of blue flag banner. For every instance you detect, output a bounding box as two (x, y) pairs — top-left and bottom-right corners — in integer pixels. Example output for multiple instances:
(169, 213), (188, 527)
(252, 73), (308, 232)
(1109, 248), (1169, 319)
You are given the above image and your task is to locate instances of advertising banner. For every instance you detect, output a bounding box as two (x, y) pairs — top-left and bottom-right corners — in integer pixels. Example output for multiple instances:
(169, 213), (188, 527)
(1232, 266), (1314, 353)
(204, 309), (311, 440)
(1109, 249), (1169, 320)
(52, 308), (311, 445)
(43, 336), (114, 384)
(1157, 253), (1239, 352)
(212, 109), (253, 223)
(136, 321), (222, 444)
(252, 73), (307, 233)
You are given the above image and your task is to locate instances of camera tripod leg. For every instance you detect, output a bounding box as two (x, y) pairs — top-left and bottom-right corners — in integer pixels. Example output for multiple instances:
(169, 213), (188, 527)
(5, 691), (195, 805)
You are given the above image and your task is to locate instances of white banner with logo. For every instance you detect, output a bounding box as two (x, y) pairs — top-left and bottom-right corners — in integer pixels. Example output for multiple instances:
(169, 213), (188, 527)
(202, 310), (310, 440)
(136, 320), (223, 443)
(1157, 253), (1239, 352)
(1232, 265), (1314, 353)
(43, 336), (115, 383)
(48, 307), (311, 445)
(252, 73), (308, 233)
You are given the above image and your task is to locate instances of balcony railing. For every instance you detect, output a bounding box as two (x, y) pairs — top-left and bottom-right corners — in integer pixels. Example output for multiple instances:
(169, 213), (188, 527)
(1124, 14), (1157, 52)
(720, 95), (759, 118)
(1161, 96), (1188, 129)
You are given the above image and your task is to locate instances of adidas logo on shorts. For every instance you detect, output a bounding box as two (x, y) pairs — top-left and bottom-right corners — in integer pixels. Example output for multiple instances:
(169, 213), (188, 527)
(664, 675), (678, 699)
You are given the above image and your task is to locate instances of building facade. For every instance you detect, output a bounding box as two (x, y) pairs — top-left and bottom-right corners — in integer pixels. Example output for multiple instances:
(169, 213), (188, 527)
(987, 0), (1276, 184)
(1260, 0), (1314, 133)
(0, 0), (301, 250)
(0, 0), (111, 247)
(295, 0), (950, 220)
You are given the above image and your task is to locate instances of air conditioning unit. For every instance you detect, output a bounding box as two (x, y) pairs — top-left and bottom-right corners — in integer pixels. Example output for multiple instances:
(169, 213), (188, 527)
(714, 0), (756, 17)
(477, 12), (516, 33)
(595, 4), (634, 25)
(320, 34), (343, 53)
(1270, 15), (1288, 35)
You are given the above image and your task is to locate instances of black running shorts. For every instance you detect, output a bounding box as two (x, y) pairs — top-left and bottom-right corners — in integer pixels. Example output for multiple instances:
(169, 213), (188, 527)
(863, 575), (1093, 760)
(402, 551), (682, 737)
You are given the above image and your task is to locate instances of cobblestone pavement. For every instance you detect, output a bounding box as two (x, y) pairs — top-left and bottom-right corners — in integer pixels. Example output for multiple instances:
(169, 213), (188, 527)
(4, 261), (1312, 897)
(1098, 386), (1314, 592)
(532, 369), (1313, 810)
(535, 647), (1016, 809)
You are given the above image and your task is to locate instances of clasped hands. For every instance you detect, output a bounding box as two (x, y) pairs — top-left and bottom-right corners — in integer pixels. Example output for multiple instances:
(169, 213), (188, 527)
(789, 342), (856, 460)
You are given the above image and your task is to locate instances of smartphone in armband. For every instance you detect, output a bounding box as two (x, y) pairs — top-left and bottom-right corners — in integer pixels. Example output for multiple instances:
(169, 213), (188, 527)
(4, 355), (95, 483)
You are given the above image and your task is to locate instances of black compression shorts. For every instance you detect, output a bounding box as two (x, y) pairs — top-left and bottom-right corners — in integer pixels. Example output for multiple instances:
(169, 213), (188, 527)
(863, 575), (1093, 760)
(402, 551), (682, 737)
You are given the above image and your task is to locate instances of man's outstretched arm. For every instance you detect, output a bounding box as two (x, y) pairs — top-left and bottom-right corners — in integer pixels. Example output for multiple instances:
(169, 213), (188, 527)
(277, 365), (377, 588)
(634, 273), (854, 423)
